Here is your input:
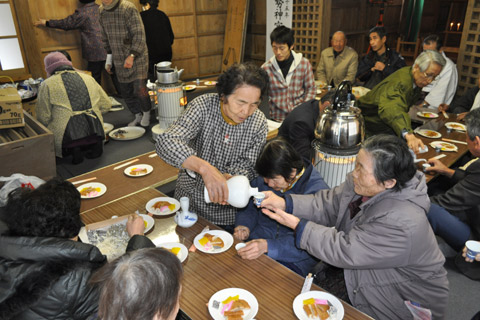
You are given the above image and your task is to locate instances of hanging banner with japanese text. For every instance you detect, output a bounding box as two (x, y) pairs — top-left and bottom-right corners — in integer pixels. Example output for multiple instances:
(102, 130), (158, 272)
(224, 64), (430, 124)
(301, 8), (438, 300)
(265, 0), (293, 62)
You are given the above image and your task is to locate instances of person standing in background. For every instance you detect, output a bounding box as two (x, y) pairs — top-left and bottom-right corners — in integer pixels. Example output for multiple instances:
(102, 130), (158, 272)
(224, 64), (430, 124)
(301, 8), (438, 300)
(34, 0), (107, 85)
(99, 0), (151, 127)
(139, 0), (174, 83)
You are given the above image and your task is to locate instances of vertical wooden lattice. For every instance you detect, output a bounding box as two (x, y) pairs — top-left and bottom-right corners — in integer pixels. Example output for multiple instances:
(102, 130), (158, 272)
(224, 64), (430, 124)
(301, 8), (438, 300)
(456, 0), (480, 96)
(292, 0), (325, 71)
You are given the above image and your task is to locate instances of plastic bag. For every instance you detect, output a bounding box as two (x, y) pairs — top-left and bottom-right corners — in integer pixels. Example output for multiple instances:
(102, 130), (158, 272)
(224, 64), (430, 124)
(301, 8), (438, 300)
(405, 300), (432, 320)
(0, 174), (45, 207)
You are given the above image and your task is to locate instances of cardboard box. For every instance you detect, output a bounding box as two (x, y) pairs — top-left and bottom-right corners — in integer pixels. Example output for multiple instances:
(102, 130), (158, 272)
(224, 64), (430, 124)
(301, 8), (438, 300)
(0, 112), (55, 181)
(0, 87), (24, 129)
(22, 98), (37, 119)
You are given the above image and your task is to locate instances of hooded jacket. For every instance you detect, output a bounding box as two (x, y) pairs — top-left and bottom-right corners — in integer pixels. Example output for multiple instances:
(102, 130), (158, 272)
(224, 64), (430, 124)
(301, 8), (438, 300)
(0, 235), (153, 319)
(287, 171), (449, 319)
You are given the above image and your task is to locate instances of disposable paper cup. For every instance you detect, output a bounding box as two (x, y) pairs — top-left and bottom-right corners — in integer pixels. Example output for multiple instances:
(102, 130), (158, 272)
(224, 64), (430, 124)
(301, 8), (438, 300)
(253, 193), (265, 206)
(465, 240), (480, 260)
(235, 243), (246, 251)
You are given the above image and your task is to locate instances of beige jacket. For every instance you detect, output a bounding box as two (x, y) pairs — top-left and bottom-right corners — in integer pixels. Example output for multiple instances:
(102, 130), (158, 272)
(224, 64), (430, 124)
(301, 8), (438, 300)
(316, 46), (358, 87)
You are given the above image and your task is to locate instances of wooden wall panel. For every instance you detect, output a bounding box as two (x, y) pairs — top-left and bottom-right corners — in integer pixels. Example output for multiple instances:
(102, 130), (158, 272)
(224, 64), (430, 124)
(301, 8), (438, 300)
(196, 14), (227, 34)
(198, 35), (224, 55)
(244, 0), (266, 65)
(169, 16), (196, 38)
(160, 0), (194, 13)
(196, 0), (228, 12)
(199, 55), (223, 74)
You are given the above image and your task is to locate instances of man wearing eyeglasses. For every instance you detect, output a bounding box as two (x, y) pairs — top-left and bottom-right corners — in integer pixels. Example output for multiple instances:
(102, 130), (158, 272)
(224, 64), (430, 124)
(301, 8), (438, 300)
(357, 50), (446, 153)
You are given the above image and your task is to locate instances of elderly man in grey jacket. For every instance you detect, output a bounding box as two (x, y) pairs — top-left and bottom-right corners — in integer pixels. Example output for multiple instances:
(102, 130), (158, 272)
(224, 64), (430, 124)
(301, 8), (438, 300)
(261, 134), (448, 320)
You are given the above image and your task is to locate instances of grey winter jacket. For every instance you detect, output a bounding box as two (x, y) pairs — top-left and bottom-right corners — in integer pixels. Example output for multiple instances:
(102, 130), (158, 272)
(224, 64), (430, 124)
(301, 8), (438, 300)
(290, 171), (449, 320)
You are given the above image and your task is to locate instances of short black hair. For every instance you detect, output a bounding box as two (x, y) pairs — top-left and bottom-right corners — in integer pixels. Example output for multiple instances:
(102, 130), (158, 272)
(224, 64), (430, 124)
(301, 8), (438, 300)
(465, 108), (480, 141)
(4, 177), (82, 238)
(423, 34), (443, 51)
(270, 25), (294, 47)
(255, 137), (304, 182)
(369, 26), (386, 39)
(216, 62), (269, 99)
(139, 0), (159, 7)
(361, 134), (416, 192)
(57, 50), (72, 62)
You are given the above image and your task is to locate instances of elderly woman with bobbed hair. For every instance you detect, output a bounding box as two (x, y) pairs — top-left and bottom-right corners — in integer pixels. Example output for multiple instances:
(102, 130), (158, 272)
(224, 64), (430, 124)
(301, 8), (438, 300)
(0, 178), (154, 319)
(156, 62), (269, 232)
(90, 248), (183, 320)
(234, 138), (328, 276)
(260, 134), (449, 320)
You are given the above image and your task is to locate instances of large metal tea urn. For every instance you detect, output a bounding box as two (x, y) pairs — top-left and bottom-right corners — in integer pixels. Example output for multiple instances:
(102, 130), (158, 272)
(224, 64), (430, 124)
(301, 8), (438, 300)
(313, 81), (365, 187)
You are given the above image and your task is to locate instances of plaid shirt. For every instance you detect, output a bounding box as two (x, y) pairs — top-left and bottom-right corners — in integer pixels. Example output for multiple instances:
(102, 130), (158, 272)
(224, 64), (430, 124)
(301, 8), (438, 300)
(262, 51), (316, 122)
(48, 3), (106, 62)
(99, 0), (148, 82)
(156, 93), (267, 225)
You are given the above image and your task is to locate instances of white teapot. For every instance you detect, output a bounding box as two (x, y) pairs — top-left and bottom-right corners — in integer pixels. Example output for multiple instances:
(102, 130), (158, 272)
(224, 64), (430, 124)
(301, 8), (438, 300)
(174, 197), (197, 228)
(204, 175), (258, 208)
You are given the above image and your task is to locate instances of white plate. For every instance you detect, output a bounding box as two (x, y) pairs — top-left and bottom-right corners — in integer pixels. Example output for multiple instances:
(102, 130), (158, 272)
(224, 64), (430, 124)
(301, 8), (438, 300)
(156, 242), (188, 263)
(430, 141), (458, 152)
(293, 291), (345, 320)
(194, 230), (233, 254)
(109, 126), (146, 141)
(183, 84), (196, 91)
(124, 164), (153, 177)
(145, 197), (181, 216)
(417, 111), (439, 119)
(208, 288), (259, 320)
(445, 122), (466, 131)
(103, 122), (114, 135)
(77, 182), (107, 199)
(139, 214), (155, 233)
(204, 81), (217, 86)
(415, 129), (442, 139)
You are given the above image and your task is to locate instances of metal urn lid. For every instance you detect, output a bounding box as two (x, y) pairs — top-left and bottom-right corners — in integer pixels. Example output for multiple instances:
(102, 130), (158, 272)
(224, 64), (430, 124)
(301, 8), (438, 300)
(314, 81), (364, 151)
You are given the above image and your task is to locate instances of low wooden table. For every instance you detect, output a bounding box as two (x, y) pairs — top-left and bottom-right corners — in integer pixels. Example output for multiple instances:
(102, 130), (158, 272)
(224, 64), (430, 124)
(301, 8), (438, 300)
(81, 188), (373, 320)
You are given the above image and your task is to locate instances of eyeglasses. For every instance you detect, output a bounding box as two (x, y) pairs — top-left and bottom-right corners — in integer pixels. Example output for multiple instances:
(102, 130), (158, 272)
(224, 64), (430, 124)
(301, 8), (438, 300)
(272, 45), (289, 52)
(423, 72), (437, 81)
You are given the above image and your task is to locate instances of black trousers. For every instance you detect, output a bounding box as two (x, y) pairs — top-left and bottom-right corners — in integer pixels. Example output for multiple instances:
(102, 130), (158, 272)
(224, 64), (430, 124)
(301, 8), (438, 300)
(87, 60), (105, 85)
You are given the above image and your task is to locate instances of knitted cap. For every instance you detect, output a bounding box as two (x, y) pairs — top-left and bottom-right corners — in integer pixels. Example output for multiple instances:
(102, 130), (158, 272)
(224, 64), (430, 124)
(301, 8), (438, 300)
(44, 52), (73, 77)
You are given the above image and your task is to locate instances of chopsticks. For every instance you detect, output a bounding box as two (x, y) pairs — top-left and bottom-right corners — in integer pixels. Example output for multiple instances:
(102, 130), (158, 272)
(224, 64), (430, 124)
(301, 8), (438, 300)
(442, 138), (467, 145)
(71, 177), (97, 185)
(148, 153), (157, 158)
(442, 111), (449, 119)
(432, 154), (446, 160)
(301, 273), (314, 293)
(113, 159), (139, 170)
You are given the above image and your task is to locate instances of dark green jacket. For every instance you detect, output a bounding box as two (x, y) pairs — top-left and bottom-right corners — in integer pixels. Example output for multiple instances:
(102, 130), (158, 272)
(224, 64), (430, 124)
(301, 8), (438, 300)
(357, 66), (422, 137)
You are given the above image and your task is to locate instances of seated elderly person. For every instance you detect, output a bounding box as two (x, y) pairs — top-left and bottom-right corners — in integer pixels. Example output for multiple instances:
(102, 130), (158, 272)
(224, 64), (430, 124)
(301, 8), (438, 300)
(90, 248), (182, 320)
(37, 51), (111, 164)
(156, 63), (269, 232)
(260, 135), (449, 320)
(316, 31), (358, 88)
(0, 178), (154, 319)
(426, 109), (480, 280)
(357, 50), (445, 153)
(234, 138), (328, 276)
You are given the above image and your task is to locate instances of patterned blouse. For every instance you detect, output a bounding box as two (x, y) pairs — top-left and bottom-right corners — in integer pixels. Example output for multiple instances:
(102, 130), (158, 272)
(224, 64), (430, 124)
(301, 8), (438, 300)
(156, 93), (267, 225)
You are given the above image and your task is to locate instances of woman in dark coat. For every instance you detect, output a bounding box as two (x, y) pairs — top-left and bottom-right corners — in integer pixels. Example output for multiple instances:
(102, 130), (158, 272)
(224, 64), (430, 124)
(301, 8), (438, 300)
(0, 178), (154, 320)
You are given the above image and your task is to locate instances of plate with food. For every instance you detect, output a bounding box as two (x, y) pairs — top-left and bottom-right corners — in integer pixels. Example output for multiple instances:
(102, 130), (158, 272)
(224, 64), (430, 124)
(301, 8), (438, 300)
(77, 182), (107, 199)
(194, 230), (233, 254)
(293, 291), (344, 320)
(124, 164), (153, 177)
(145, 197), (180, 216)
(417, 111), (439, 119)
(103, 122), (114, 135)
(183, 84), (196, 92)
(139, 214), (155, 233)
(445, 122), (466, 131)
(109, 127), (146, 141)
(430, 141), (458, 152)
(208, 288), (258, 320)
(204, 81), (217, 86)
(156, 242), (188, 263)
(415, 129), (442, 139)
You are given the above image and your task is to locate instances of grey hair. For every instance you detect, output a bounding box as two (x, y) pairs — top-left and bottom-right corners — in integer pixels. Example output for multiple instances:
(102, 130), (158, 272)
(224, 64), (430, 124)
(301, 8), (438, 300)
(465, 108), (480, 141)
(332, 30), (346, 40)
(414, 50), (446, 72)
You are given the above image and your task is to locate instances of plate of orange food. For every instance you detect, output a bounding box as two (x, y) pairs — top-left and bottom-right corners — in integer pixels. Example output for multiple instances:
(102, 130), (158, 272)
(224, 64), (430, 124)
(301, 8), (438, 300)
(417, 111), (439, 119)
(208, 288), (258, 320)
(293, 291), (344, 320)
(156, 242), (188, 263)
(77, 182), (107, 199)
(204, 81), (217, 86)
(145, 197), (180, 216)
(138, 214), (155, 234)
(415, 129), (442, 139)
(194, 230), (233, 254)
(183, 84), (196, 92)
(430, 141), (458, 152)
(124, 164), (153, 177)
(445, 122), (466, 131)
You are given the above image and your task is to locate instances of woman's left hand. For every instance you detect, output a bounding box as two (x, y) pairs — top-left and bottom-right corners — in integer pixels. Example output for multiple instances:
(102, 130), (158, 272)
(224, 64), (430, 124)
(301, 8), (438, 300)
(261, 207), (300, 230)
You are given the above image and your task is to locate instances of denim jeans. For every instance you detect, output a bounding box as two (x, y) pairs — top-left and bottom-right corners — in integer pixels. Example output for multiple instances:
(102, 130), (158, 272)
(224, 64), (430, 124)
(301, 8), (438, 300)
(117, 78), (151, 115)
(428, 203), (471, 251)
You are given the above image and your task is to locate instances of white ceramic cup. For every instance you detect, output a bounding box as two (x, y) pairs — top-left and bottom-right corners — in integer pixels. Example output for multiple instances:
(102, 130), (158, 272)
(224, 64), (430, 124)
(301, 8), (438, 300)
(465, 240), (480, 260)
(253, 193), (265, 206)
(235, 243), (246, 251)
